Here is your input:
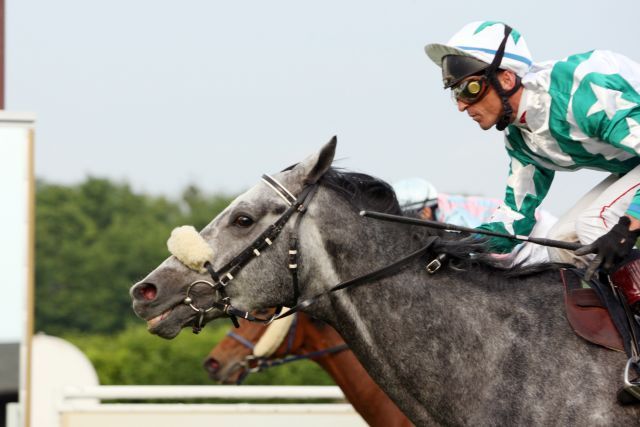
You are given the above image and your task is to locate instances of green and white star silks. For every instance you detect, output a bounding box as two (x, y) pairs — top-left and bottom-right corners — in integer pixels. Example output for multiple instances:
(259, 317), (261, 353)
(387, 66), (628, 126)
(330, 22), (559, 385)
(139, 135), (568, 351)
(478, 50), (640, 253)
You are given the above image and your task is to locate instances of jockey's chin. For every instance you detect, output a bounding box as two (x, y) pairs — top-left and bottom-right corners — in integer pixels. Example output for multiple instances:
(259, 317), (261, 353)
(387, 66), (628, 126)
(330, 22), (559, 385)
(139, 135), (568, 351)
(468, 112), (498, 130)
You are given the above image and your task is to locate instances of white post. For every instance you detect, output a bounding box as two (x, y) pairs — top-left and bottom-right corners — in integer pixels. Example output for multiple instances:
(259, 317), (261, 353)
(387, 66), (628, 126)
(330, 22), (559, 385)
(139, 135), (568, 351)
(0, 111), (36, 427)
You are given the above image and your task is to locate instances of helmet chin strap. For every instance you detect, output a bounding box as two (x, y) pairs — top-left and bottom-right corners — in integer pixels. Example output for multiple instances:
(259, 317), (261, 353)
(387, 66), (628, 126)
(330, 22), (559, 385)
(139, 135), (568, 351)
(484, 24), (522, 131)
(490, 73), (521, 131)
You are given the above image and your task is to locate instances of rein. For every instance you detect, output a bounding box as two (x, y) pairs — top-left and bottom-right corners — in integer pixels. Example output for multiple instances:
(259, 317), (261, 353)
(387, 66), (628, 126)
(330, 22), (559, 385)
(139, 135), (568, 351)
(269, 235), (440, 322)
(360, 210), (585, 251)
(242, 345), (350, 376)
(181, 173), (441, 331)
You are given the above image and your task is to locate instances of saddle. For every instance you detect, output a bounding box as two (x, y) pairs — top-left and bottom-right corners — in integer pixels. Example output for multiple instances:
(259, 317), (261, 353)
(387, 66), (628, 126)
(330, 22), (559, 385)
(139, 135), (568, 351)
(561, 268), (624, 352)
(561, 263), (640, 405)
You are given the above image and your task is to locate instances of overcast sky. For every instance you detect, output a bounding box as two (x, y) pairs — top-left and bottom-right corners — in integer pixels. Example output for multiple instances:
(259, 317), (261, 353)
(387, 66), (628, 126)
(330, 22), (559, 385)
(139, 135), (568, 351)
(7, 0), (640, 216)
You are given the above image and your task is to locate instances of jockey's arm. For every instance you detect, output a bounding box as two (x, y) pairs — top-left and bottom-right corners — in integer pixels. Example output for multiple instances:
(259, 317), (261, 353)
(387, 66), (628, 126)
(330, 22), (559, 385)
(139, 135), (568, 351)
(476, 150), (555, 253)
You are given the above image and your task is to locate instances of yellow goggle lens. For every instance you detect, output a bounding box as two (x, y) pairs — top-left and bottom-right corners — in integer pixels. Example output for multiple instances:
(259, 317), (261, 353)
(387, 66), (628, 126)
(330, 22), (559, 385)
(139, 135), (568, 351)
(451, 76), (487, 105)
(466, 81), (482, 95)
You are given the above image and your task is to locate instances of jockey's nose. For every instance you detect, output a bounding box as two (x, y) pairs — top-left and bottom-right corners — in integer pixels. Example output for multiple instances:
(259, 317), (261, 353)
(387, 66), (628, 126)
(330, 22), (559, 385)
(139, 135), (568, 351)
(457, 99), (469, 112)
(130, 282), (158, 302)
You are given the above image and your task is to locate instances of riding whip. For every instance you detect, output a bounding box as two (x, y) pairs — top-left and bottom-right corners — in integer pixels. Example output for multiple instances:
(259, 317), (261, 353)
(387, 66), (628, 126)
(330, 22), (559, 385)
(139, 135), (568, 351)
(360, 210), (584, 251)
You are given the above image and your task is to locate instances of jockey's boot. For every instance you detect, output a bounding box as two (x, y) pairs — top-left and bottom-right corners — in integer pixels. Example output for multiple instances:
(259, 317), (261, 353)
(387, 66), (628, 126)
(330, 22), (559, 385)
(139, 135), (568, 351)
(611, 251), (640, 315)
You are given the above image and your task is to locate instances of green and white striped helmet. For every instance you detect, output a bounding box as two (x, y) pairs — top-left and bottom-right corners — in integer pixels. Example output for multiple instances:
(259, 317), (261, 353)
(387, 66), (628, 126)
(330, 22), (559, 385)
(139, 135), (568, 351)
(425, 21), (533, 80)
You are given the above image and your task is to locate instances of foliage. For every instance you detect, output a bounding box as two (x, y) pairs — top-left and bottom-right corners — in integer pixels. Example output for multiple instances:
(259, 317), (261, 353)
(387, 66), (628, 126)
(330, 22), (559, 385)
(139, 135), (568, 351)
(64, 323), (334, 386)
(180, 184), (236, 231)
(35, 177), (234, 335)
(36, 176), (334, 387)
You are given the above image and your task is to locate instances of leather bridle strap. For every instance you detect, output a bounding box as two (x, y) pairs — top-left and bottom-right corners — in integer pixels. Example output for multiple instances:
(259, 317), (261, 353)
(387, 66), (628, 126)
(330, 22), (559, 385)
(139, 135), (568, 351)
(245, 344), (350, 375)
(261, 174), (297, 206)
(288, 200), (310, 302)
(194, 176), (441, 327)
(226, 331), (256, 350)
(188, 181), (319, 330)
(207, 182), (318, 290)
(266, 235), (441, 322)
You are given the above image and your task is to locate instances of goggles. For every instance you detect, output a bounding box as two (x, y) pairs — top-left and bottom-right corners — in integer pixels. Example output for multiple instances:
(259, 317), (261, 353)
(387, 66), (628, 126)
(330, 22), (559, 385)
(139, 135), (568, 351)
(441, 55), (490, 89)
(451, 75), (489, 105)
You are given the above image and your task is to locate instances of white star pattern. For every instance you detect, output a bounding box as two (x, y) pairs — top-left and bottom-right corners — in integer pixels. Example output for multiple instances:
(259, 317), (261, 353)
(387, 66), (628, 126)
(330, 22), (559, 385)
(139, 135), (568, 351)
(506, 157), (537, 211)
(620, 116), (640, 154)
(488, 204), (525, 235)
(586, 82), (637, 119)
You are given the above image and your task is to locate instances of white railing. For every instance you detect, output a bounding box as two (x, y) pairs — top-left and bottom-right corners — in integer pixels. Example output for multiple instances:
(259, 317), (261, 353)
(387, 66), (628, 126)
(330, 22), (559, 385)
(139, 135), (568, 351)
(55, 385), (367, 427)
(61, 384), (347, 400)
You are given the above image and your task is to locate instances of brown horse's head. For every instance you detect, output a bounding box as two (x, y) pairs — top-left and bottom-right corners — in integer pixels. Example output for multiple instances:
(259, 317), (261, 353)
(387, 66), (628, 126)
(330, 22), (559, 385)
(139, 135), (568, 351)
(204, 308), (298, 383)
(203, 311), (414, 427)
(204, 308), (345, 384)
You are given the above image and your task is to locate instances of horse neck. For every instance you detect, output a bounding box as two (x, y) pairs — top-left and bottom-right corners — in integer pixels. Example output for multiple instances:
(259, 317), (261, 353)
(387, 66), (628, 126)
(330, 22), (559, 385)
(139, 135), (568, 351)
(281, 315), (361, 384)
(300, 199), (424, 292)
(288, 315), (344, 361)
(288, 315), (412, 427)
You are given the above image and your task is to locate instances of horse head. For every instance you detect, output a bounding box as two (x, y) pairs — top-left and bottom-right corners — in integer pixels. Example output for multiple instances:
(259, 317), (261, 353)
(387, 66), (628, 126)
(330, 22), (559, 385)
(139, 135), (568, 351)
(130, 138), (337, 338)
(203, 307), (298, 383)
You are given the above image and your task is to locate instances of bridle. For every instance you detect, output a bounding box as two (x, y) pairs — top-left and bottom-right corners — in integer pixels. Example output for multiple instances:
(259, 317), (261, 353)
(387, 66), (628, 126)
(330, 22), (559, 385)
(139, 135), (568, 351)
(223, 313), (349, 385)
(182, 173), (319, 333)
(182, 172), (441, 333)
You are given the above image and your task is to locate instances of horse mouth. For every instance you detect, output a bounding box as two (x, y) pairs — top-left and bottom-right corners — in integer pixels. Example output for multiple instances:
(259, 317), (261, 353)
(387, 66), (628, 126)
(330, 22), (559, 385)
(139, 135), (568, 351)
(147, 307), (175, 329)
(144, 302), (198, 336)
(144, 302), (213, 338)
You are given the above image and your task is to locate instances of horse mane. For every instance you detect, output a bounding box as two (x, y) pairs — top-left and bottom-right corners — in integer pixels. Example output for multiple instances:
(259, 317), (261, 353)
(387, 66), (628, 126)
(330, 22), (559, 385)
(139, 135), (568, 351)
(317, 167), (562, 277)
(319, 167), (402, 215)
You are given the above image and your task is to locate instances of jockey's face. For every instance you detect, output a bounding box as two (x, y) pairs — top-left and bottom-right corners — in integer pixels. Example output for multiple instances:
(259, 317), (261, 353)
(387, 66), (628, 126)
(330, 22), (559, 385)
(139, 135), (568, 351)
(419, 207), (434, 220)
(454, 70), (517, 130)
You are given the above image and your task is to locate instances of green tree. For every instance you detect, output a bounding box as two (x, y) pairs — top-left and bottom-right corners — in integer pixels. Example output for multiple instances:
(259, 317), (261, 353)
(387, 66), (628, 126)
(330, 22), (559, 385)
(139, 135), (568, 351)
(64, 323), (333, 387)
(35, 177), (233, 335)
(180, 184), (235, 230)
(37, 177), (334, 387)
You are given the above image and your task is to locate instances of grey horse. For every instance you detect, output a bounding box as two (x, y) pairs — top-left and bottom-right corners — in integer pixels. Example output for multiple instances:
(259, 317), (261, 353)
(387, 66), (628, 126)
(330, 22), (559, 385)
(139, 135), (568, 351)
(131, 138), (640, 425)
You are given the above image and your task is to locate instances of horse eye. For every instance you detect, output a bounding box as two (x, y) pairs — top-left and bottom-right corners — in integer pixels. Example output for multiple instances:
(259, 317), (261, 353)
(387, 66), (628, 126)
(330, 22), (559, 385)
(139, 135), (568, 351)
(233, 215), (254, 227)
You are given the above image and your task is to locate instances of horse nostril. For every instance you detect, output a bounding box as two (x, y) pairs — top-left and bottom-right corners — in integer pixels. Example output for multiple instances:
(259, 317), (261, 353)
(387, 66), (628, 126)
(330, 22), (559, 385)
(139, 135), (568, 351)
(135, 283), (158, 301)
(204, 357), (220, 374)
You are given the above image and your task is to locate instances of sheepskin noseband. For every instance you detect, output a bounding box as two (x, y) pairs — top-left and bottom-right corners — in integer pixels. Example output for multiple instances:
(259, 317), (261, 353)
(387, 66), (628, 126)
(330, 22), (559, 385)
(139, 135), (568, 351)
(167, 225), (214, 273)
(252, 312), (295, 357)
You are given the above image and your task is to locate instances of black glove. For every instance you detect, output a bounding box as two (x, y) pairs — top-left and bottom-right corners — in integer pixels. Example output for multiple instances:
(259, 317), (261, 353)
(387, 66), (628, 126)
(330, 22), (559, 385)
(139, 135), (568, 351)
(575, 216), (640, 279)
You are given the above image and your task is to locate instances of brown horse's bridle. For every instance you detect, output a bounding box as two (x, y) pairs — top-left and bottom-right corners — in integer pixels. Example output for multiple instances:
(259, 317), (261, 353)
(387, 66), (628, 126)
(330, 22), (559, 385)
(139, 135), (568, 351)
(223, 314), (349, 385)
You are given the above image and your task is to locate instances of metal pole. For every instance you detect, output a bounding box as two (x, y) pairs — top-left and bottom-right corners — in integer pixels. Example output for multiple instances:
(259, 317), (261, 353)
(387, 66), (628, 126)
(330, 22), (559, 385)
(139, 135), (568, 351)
(360, 210), (584, 251)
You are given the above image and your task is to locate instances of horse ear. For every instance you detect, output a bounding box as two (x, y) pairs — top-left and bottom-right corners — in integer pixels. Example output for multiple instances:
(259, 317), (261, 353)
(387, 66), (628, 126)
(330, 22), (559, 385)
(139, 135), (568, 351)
(302, 136), (337, 185)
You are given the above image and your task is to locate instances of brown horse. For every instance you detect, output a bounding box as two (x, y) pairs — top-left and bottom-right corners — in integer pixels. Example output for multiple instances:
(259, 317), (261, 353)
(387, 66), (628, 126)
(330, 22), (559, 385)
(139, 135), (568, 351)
(204, 311), (413, 427)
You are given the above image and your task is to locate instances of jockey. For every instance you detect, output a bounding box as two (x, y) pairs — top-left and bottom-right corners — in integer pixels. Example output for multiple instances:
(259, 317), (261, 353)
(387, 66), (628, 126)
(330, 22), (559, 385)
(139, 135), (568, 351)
(392, 178), (557, 266)
(424, 21), (640, 311)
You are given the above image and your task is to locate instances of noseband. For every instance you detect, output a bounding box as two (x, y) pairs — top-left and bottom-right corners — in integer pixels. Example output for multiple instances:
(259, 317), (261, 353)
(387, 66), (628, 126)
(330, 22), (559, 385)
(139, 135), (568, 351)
(184, 174), (319, 332)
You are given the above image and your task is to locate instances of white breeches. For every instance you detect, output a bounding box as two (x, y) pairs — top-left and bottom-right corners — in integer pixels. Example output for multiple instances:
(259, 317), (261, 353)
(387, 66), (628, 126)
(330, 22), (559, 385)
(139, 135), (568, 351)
(547, 164), (640, 267)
